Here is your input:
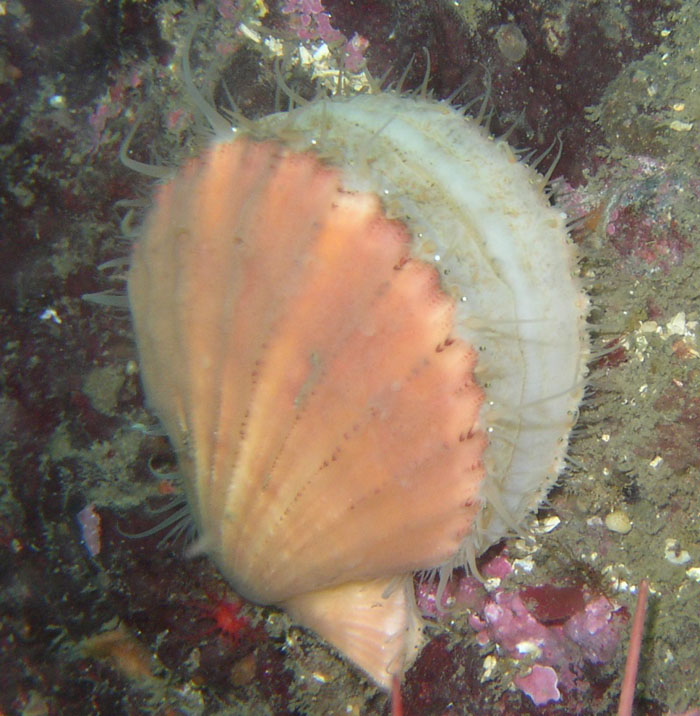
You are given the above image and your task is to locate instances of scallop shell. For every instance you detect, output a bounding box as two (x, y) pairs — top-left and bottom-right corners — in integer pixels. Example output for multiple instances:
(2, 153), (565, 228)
(128, 137), (487, 687)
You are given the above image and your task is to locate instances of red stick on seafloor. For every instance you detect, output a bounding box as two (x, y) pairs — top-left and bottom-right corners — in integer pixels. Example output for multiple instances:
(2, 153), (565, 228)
(617, 579), (650, 716)
(391, 675), (403, 716)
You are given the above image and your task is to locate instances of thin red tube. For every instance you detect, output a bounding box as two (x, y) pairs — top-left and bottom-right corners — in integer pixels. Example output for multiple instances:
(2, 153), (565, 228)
(617, 579), (650, 716)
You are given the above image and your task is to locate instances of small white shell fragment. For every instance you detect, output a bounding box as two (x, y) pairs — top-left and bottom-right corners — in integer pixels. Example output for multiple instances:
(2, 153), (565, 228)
(484, 577), (502, 591)
(686, 567), (700, 582)
(513, 538), (537, 554)
(482, 655), (497, 681)
(669, 119), (693, 131)
(39, 307), (62, 324)
(534, 515), (561, 534)
(513, 557), (535, 573)
(238, 23), (262, 43)
(666, 311), (687, 335)
(605, 510), (632, 534)
(516, 640), (542, 657)
(664, 538), (691, 565)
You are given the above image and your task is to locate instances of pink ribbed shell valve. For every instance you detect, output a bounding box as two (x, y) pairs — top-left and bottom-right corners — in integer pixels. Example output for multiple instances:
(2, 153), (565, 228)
(128, 137), (488, 687)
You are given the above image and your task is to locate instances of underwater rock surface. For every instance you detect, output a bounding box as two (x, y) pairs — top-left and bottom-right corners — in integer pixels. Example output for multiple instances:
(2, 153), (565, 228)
(1, 0), (699, 714)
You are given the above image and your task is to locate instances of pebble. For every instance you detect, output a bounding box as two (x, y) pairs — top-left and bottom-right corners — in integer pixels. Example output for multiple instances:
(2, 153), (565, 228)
(605, 510), (632, 534)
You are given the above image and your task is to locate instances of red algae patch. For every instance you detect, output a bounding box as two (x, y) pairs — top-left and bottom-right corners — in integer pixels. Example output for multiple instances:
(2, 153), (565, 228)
(127, 91), (588, 689)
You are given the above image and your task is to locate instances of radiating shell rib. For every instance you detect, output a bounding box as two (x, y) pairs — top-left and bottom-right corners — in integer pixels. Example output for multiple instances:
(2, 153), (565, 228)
(128, 137), (487, 686)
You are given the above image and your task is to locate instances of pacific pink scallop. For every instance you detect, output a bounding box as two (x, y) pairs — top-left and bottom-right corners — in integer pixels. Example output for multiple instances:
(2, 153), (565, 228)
(126, 75), (589, 690)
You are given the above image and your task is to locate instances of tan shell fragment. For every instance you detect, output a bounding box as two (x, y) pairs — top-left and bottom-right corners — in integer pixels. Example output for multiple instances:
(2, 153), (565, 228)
(128, 137), (487, 688)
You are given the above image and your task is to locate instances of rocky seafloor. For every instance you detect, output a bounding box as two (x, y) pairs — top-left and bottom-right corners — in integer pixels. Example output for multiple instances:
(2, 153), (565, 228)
(1, 0), (699, 714)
